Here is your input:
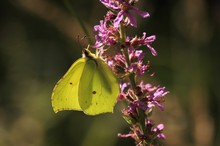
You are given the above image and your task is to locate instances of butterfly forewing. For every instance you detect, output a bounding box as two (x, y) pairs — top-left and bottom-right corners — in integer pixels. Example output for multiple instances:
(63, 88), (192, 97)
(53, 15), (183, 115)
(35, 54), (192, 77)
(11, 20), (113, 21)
(51, 58), (86, 113)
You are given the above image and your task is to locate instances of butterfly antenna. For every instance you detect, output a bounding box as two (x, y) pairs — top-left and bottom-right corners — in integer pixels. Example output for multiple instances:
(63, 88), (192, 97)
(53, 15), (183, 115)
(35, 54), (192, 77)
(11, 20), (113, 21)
(76, 35), (83, 52)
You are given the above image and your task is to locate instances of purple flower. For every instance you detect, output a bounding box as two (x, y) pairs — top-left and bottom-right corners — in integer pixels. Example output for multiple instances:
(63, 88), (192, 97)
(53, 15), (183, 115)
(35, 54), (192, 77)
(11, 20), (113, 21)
(133, 100), (149, 111)
(126, 62), (148, 75)
(157, 133), (166, 140)
(125, 49), (149, 75)
(118, 82), (129, 100)
(121, 84), (168, 116)
(93, 19), (119, 50)
(106, 53), (127, 76)
(148, 87), (169, 111)
(138, 81), (158, 92)
(100, 0), (120, 9)
(119, 120), (166, 145)
(100, 0), (150, 27)
(137, 82), (169, 111)
(153, 124), (166, 139)
(104, 11), (116, 21)
(118, 81), (168, 117)
(127, 32), (157, 56)
(142, 33), (157, 56)
(153, 124), (164, 131)
(127, 102), (138, 114)
(106, 48), (151, 76)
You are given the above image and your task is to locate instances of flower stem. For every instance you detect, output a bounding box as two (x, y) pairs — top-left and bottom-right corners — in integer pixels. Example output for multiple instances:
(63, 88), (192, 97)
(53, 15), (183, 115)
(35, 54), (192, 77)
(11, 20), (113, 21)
(119, 24), (126, 42)
(120, 23), (147, 143)
(119, 24), (137, 91)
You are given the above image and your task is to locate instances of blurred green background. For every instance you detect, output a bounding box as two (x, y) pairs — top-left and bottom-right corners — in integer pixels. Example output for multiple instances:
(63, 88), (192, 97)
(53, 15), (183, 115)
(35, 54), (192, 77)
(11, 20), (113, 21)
(0, 0), (220, 146)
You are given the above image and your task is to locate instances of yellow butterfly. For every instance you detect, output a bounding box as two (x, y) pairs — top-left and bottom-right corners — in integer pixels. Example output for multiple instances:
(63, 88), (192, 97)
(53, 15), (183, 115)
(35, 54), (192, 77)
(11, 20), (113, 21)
(51, 49), (120, 115)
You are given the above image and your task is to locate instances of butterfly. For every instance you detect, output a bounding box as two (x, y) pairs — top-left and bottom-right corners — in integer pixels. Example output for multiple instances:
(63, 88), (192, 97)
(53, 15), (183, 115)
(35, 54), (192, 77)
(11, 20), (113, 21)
(51, 49), (120, 115)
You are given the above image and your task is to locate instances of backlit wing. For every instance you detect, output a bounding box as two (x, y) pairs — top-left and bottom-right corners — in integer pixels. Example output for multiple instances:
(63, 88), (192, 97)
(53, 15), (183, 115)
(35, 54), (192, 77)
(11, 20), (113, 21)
(78, 58), (120, 115)
(51, 58), (86, 113)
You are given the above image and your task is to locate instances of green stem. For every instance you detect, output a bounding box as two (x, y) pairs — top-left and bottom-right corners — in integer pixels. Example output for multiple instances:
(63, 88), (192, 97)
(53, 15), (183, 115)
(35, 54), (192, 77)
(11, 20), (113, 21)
(64, 0), (93, 44)
(119, 23), (147, 138)
(119, 24), (136, 90)
(119, 24), (126, 42)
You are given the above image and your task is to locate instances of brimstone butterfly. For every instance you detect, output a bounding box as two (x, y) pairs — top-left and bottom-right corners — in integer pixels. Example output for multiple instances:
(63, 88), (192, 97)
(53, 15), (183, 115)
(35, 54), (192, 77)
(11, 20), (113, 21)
(51, 49), (120, 115)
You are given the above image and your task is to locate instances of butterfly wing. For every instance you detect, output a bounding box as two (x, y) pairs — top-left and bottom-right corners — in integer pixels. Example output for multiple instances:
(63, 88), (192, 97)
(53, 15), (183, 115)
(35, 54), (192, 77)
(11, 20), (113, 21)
(78, 58), (120, 115)
(51, 58), (86, 113)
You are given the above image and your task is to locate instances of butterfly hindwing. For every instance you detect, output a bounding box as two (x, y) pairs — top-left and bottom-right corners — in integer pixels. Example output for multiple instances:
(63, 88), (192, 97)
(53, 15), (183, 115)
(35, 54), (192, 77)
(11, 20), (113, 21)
(78, 59), (95, 111)
(78, 58), (120, 115)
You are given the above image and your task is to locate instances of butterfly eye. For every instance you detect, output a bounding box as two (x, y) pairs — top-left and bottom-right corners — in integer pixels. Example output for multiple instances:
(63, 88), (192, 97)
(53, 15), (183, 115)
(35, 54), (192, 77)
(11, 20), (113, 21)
(92, 91), (97, 94)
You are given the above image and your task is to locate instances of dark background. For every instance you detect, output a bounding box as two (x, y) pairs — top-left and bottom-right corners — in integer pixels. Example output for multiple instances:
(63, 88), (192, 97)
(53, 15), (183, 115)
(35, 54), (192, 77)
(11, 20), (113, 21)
(0, 0), (220, 146)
